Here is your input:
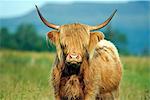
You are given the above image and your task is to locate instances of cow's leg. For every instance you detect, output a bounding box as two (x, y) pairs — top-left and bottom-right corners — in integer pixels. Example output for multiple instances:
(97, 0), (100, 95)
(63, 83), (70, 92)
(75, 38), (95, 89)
(84, 85), (96, 100)
(97, 92), (114, 100)
(51, 66), (62, 100)
(99, 88), (119, 100)
(112, 87), (119, 100)
(96, 88), (119, 100)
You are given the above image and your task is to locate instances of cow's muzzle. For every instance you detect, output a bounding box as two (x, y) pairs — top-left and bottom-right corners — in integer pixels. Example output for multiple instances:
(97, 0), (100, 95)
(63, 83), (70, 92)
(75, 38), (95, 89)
(66, 53), (82, 66)
(62, 53), (82, 76)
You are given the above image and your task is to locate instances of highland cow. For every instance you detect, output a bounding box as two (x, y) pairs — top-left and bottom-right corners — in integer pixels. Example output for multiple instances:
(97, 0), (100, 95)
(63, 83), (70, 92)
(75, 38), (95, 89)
(36, 5), (122, 100)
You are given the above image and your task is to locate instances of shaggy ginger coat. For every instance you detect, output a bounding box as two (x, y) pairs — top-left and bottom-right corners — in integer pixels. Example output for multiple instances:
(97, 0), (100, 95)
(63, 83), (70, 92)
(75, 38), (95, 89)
(48, 24), (122, 100)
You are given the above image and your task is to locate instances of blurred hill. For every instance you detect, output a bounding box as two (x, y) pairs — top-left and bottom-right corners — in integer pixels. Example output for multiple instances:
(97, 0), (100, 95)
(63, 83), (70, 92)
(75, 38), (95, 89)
(0, 1), (149, 55)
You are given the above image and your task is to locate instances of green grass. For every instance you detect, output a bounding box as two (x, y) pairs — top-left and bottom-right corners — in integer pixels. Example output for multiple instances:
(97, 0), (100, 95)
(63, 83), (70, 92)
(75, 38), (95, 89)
(0, 50), (150, 100)
(120, 56), (150, 100)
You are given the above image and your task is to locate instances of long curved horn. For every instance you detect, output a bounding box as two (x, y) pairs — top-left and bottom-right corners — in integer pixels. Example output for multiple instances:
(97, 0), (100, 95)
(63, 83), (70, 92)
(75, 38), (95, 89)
(89, 9), (117, 31)
(35, 5), (59, 29)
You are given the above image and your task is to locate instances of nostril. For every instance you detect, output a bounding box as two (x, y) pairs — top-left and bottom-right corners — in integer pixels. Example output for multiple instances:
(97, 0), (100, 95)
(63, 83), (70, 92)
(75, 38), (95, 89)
(76, 55), (79, 59)
(69, 55), (72, 59)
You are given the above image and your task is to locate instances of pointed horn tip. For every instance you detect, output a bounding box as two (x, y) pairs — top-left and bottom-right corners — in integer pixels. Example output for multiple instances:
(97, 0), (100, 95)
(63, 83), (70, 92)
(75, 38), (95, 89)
(89, 9), (117, 31)
(35, 5), (59, 30)
(35, 5), (37, 9)
(110, 9), (117, 18)
(114, 9), (117, 14)
(35, 5), (39, 11)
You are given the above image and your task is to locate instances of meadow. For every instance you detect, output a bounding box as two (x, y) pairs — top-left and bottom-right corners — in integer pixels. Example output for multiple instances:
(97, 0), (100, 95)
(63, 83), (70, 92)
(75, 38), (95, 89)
(0, 50), (149, 100)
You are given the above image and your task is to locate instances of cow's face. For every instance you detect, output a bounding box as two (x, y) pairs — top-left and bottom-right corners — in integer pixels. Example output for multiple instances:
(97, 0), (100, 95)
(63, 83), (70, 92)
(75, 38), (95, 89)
(36, 5), (116, 66)
(59, 24), (89, 65)
(47, 24), (104, 66)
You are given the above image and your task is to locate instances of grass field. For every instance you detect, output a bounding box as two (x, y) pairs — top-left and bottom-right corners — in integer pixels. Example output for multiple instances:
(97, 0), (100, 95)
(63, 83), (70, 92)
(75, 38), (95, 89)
(0, 50), (150, 100)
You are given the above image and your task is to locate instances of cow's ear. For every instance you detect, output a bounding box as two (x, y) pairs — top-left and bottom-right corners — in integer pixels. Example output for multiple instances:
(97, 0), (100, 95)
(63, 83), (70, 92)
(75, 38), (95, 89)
(88, 31), (104, 59)
(47, 30), (59, 44)
(90, 31), (104, 41)
(47, 30), (62, 60)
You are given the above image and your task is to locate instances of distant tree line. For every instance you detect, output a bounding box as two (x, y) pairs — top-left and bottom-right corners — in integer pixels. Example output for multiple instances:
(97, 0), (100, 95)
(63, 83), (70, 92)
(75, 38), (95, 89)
(0, 23), (130, 55)
(103, 24), (129, 55)
(0, 24), (55, 52)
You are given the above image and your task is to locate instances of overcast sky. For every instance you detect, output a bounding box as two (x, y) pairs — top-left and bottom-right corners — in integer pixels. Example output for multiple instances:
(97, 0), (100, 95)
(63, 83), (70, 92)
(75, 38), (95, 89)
(0, 0), (143, 18)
